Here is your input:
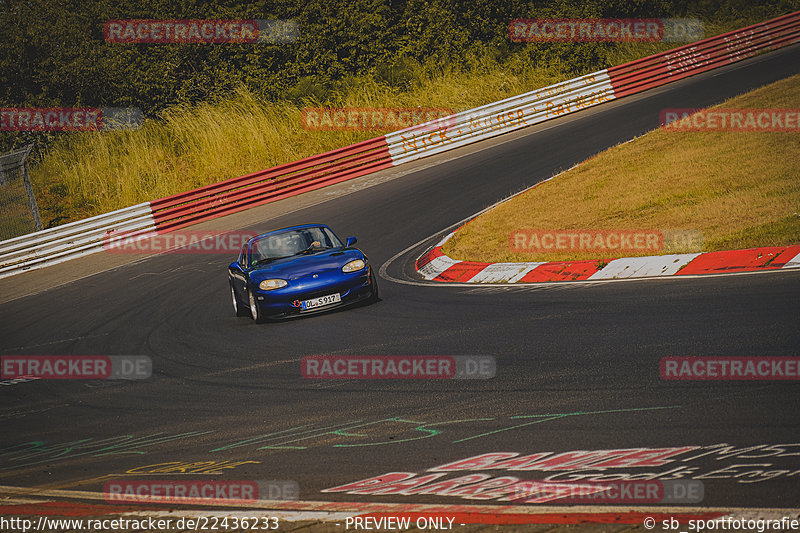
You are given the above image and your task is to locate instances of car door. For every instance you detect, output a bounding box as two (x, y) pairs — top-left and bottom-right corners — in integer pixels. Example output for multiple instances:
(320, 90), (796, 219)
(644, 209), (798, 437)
(229, 242), (250, 299)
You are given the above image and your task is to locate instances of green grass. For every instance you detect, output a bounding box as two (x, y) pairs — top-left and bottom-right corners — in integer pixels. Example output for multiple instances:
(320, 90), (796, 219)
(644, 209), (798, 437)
(443, 74), (800, 263)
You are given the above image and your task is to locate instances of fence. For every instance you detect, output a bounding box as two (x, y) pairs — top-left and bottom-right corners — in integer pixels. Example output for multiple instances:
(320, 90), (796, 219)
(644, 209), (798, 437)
(0, 145), (41, 241)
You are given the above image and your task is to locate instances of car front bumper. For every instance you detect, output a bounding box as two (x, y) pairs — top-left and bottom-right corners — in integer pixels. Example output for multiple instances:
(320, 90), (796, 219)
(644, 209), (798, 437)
(252, 267), (374, 319)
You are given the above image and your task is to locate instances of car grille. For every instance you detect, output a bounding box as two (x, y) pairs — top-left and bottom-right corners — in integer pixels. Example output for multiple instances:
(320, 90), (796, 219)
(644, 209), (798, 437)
(295, 287), (343, 301)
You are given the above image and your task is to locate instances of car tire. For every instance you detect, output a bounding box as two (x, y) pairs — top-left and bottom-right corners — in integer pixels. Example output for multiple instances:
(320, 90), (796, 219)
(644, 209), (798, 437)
(231, 283), (249, 317)
(248, 289), (265, 323)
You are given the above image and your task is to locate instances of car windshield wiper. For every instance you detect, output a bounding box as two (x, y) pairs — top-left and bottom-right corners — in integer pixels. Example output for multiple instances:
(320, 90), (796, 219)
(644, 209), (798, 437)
(253, 256), (290, 266)
(295, 244), (330, 255)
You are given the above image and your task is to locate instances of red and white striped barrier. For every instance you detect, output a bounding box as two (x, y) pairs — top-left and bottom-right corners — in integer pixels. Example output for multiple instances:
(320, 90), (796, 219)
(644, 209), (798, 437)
(148, 137), (392, 233)
(386, 11), (800, 164)
(1, 11), (798, 278)
(0, 484), (794, 529)
(416, 231), (800, 283)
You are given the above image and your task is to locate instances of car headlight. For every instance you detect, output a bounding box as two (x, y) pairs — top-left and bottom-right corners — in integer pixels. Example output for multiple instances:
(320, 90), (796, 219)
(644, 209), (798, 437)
(342, 259), (366, 273)
(259, 279), (288, 290)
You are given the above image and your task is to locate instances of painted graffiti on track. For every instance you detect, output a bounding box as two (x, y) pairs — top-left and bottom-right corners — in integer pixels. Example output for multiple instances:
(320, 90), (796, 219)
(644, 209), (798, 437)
(324, 444), (800, 504)
(0, 407), (674, 471)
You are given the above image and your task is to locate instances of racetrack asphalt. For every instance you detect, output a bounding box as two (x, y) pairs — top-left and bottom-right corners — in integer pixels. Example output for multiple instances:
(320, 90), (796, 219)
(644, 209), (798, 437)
(1, 43), (799, 524)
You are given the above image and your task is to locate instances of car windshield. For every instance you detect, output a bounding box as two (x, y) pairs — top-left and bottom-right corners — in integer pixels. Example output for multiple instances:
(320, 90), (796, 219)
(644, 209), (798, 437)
(249, 227), (343, 265)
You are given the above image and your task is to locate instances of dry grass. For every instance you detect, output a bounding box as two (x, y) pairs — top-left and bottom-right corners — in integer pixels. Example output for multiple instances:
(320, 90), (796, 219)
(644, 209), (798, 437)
(30, 67), (570, 224)
(27, 17), (791, 228)
(28, 36), (700, 226)
(444, 74), (800, 263)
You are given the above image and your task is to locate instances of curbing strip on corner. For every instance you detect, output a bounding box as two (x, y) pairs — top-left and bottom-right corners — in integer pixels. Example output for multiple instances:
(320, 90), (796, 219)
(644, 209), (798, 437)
(1, 486), (798, 526)
(415, 231), (800, 284)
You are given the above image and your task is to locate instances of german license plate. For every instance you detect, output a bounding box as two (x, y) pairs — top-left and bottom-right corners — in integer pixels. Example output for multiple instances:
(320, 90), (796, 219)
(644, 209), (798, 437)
(301, 293), (341, 310)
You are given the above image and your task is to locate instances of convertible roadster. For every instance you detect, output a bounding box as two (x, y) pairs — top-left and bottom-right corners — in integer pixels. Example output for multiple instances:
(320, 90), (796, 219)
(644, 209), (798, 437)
(228, 224), (378, 322)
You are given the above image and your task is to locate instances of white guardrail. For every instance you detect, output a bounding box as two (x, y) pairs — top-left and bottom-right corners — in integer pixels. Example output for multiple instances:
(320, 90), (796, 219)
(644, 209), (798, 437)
(0, 203), (155, 279)
(385, 71), (614, 164)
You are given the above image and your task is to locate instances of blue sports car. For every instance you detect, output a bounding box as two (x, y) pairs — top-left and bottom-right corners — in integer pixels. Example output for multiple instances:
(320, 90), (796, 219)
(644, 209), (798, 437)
(228, 224), (378, 322)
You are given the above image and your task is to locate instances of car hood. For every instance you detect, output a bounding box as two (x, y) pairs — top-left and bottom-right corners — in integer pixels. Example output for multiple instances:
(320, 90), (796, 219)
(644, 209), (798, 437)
(250, 249), (364, 281)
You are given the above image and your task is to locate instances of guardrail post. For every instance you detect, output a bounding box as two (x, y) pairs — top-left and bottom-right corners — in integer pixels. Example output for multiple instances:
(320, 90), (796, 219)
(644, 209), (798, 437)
(20, 145), (42, 231)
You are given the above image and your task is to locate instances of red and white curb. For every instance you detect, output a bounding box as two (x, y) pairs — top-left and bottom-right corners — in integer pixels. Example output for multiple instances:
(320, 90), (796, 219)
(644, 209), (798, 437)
(1, 487), (797, 526)
(416, 232), (800, 284)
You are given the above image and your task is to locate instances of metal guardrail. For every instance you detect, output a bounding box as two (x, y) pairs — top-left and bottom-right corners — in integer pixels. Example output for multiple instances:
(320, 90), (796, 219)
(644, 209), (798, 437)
(386, 70), (615, 165)
(149, 137), (391, 232)
(387, 11), (800, 163)
(0, 11), (798, 279)
(0, 203), (154, 278)
(607, 11), (800, 97)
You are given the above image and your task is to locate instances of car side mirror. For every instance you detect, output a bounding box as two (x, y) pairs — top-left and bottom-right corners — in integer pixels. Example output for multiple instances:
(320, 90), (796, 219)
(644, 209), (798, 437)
(345, 236), (357, 247)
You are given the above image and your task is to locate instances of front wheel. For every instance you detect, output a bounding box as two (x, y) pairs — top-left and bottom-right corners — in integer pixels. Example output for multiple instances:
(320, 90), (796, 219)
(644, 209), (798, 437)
(248, 289), (265, 323)
(231, 284), (249, 317)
